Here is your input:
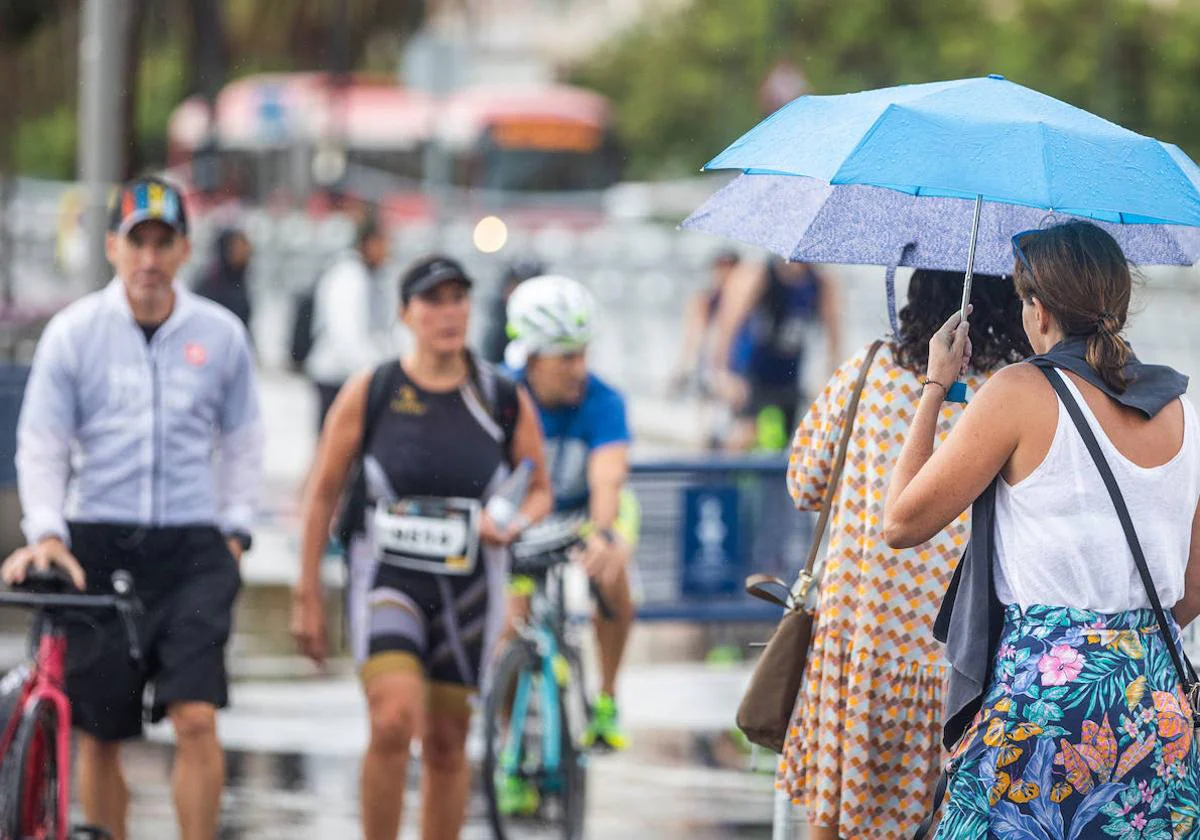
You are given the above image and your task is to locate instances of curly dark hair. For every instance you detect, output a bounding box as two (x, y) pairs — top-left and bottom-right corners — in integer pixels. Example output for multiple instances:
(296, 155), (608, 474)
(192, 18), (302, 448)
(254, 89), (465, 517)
(893, 270), (1031, 375)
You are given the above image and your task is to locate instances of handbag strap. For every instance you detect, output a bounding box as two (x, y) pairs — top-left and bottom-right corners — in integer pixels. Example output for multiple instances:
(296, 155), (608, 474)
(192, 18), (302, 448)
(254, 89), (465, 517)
(1038, 364), (1198, 695)
(792, 340), (884, 600)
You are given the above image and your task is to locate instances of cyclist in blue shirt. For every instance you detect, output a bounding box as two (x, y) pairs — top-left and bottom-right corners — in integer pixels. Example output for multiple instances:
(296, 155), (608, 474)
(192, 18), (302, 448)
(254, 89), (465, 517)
(502, 275), (639, 773)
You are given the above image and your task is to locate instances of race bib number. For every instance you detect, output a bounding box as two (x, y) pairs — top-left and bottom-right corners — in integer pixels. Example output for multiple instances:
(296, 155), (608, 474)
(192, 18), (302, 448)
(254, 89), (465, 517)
(372, 497), (481, 576)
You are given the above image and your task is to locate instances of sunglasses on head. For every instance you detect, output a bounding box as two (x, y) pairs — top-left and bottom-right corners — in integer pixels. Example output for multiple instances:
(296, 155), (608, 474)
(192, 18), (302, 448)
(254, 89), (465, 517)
(1011, 228), (1042, 274)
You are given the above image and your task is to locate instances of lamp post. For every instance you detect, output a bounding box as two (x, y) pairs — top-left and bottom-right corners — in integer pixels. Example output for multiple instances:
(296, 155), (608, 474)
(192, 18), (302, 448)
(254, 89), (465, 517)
(77, 0), (127, 288)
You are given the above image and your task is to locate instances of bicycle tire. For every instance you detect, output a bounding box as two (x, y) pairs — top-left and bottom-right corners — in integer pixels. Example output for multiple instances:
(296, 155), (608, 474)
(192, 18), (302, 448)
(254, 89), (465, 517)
(558, 649), (588, 840)
(0, 699), (62, 840)
(482, 641), (588, 840)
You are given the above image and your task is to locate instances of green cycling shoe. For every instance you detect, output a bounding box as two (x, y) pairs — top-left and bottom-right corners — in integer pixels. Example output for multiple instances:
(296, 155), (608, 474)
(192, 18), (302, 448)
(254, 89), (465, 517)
(496, 771), (540, 818)
(582, 692), (629, 751)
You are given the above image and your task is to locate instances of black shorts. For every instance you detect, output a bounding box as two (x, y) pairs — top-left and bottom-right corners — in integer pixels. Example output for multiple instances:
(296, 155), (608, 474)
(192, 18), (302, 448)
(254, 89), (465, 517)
(346, 543), (499, 713)
(739, 382), (804, 433)
(65, 523), (242, 742)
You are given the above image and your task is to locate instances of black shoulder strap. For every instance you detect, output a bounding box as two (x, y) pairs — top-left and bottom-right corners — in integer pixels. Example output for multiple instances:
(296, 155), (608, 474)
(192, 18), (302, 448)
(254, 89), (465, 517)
(361, 360), (400, 453)
(493, 371), (520, 454)
(1037, 364), (1199, 700)
(465, 352), (520, 458)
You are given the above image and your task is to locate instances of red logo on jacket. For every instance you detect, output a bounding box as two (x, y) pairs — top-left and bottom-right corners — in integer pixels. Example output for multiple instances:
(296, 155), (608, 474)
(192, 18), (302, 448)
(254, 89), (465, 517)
(184, 343), (208, 366)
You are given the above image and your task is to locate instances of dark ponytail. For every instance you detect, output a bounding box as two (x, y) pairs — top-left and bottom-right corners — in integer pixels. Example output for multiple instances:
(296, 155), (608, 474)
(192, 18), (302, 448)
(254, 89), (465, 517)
(1012, 221), (1133, 392)
(1085, 314), (1130, 392)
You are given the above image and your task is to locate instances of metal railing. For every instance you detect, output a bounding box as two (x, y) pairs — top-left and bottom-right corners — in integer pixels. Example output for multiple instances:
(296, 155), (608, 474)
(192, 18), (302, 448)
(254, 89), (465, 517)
(629, 455), (813, 623)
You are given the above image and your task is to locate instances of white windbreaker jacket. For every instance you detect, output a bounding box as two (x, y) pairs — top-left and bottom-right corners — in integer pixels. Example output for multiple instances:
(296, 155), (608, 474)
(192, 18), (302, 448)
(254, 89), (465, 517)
(16, 278), (264, 545)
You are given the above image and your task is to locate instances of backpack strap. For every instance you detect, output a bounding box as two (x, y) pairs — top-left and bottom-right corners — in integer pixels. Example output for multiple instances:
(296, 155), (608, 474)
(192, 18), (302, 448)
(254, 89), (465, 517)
(361, 360), (400, 453)
(334, 360), (399, 550)
(465, 352), (520, 462)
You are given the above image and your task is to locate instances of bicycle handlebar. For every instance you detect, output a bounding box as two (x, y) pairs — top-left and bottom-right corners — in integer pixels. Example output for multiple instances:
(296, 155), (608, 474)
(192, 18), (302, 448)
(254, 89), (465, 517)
(0, 569), (144, 666)
(511, 538), (617, 622)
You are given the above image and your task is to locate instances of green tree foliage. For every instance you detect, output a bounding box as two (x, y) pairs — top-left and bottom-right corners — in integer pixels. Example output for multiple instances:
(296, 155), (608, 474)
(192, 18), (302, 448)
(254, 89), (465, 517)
(576, 0), (1200, 179)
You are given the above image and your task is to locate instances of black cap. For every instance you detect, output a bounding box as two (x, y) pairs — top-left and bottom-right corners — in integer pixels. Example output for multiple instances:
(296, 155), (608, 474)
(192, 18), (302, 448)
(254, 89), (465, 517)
(108, 176), (189, 236)
(400, 255), (473, 304)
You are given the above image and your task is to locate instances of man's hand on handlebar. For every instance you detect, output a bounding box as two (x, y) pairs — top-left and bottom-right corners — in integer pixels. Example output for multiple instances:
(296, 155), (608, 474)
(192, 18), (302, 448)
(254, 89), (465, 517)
(1, 537), (86, 591)
(579, 531), (629, 590)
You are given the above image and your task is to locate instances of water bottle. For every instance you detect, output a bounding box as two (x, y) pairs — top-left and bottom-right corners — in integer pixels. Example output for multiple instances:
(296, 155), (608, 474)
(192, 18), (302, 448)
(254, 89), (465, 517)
(563, 561), (594, 628)
(485, 458), (533, 531)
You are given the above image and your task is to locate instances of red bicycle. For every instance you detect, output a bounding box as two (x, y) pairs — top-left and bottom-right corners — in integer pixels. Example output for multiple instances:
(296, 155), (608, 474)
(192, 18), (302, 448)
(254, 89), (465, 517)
(0, 567), (142, 840)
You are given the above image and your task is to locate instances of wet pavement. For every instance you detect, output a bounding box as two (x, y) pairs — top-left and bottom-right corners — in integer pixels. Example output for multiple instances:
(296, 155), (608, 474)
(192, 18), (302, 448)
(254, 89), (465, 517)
(106, 661), (784, 839)
(26, 648), (786, 838)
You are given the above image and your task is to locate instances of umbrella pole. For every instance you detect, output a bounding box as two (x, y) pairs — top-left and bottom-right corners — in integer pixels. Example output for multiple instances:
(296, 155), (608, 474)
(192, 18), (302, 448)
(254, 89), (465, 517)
(959, 194), (983, 318)
(946, 194), (983, 404)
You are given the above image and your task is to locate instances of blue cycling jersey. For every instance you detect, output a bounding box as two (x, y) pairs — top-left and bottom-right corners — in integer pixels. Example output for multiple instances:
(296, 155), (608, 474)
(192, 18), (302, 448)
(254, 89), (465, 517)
(519, 371), (631, 512)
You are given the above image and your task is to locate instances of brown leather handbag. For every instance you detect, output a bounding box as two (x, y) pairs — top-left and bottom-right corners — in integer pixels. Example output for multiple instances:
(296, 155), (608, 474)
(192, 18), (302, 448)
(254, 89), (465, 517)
(736, 340), (883, 754)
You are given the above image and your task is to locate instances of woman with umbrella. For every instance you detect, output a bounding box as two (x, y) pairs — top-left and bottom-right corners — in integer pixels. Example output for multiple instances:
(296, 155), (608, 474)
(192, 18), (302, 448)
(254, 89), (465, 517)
(886, 221), (1200, 835)
(782, 269), (1029, 839)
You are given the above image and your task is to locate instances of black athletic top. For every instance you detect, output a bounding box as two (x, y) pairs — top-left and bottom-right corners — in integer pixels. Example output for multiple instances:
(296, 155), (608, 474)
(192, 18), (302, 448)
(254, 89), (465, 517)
(361, 361), (507, 574)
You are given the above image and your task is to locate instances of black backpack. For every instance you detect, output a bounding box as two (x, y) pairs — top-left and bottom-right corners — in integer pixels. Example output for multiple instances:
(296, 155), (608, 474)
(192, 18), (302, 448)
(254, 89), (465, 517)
(288, 288), (317, 372)
(289, 257), (336, 373)
(333, 354), (521, 551)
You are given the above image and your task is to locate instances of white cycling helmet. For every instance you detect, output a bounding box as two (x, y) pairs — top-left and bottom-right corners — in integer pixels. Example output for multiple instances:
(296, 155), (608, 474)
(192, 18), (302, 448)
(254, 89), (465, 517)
(505, 274), (597, 360)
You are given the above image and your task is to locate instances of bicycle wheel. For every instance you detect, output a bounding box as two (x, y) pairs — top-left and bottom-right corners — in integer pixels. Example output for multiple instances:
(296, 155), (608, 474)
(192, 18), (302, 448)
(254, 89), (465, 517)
(483, 641), (588, 840)
(0, 700), (62, 840)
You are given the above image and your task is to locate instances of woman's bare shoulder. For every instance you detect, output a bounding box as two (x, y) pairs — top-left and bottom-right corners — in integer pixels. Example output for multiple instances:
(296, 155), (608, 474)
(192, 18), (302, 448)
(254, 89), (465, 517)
(976, 361), (1053, 398)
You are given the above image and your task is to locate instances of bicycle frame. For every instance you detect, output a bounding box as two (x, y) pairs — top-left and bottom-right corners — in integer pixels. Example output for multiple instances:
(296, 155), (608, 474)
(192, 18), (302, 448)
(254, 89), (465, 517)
(503, 565), (578, 788)
(0, 575), (140, 840)
(10, 628), (70, 840)
(0, 626), (73, 840)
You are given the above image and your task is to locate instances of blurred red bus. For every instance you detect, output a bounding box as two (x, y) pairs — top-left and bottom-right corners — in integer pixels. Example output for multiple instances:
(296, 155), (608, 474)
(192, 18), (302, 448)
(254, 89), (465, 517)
(167, 72), (622, 227)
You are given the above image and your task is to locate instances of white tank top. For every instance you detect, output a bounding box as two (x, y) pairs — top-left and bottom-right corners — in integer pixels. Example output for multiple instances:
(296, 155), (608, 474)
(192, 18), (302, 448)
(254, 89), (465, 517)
(994, 370), (1200, 612)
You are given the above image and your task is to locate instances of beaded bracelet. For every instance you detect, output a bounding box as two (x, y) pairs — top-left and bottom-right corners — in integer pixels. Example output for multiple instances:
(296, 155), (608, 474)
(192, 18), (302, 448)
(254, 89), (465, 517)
(921, 377), (948, 394)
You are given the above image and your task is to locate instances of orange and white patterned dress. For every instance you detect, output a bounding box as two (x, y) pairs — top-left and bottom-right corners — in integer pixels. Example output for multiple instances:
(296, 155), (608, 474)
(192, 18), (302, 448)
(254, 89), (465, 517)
(778, 341), (990, 838)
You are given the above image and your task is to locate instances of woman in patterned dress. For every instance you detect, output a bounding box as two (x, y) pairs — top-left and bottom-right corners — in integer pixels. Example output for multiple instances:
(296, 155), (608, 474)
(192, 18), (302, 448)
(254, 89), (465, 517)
(780, 269), (1030, 839)
(886, 222), (1200, 838)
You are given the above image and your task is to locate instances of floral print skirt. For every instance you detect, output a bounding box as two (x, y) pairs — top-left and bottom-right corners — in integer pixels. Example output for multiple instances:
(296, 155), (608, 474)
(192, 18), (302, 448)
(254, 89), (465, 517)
(936, 603), (1200, 840)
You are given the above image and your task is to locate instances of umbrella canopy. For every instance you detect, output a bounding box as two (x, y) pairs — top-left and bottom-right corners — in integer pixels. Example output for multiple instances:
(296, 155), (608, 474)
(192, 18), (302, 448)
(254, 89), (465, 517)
(705, 74), (1200, 227)
(682, 173), (1200, 275)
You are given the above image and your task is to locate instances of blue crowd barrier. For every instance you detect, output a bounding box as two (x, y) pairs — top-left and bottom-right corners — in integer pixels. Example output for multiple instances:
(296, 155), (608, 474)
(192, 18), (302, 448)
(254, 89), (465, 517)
(628, 455), (815, 623)
(0, 366), (29, 489)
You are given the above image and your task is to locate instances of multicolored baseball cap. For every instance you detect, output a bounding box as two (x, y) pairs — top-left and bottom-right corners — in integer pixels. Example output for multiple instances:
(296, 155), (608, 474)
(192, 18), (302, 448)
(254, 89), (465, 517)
(108, 176), (189, 237)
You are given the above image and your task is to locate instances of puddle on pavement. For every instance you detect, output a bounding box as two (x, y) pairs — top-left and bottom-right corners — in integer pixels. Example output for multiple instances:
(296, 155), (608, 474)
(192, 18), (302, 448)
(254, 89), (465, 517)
(112, 736), (777, 839)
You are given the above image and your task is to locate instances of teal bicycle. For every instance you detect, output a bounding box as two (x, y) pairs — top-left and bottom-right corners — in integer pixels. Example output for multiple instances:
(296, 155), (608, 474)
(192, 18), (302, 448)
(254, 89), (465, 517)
(481, 515), (612, 840)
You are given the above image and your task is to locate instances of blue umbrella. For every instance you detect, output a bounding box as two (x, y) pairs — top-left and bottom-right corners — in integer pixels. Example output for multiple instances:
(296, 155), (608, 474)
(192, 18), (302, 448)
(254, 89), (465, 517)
(683, 173), (1200, 277)
(706, 74), (1200, 227)
(697, 74), (1200, 400)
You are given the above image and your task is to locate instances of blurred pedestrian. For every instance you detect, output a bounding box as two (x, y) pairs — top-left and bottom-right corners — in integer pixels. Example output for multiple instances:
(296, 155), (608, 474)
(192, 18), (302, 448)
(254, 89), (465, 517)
(481, 258), (544, 364)
(887, 222), (1200, 837)
(195, 228), (253, 331)
(292, 255), (551, 840)
(670, 249), (746, 449)
(780, 270), (1030, 839)
(3, 176), (262, 840)
(303, 211), (394, 431)
(710, 256), (842, 452)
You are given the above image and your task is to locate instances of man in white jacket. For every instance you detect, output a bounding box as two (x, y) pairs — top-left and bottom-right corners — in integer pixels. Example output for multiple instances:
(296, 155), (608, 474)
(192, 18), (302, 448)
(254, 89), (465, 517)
(1, 176), (263, 840)
(304, 213), (394, 430)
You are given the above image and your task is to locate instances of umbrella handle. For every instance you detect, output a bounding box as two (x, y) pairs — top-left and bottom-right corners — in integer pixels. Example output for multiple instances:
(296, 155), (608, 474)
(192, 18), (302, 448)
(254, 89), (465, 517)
(947, 195), (984, 406)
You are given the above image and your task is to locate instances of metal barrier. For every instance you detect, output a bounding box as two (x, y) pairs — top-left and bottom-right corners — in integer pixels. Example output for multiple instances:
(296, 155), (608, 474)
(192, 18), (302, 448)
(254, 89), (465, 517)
(629, 455), (814, 623)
